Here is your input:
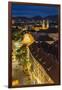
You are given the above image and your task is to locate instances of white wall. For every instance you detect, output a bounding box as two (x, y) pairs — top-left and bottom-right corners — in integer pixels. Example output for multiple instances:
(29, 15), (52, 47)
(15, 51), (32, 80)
(0, 0), (62, 90)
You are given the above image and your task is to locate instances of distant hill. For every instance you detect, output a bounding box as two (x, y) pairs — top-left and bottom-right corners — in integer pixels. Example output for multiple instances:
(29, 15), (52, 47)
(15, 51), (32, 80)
(12, 15), (58, 23)
(32, 16), (43, 20)
(44, 15), (58, 23)
(12, 16), (30, 22)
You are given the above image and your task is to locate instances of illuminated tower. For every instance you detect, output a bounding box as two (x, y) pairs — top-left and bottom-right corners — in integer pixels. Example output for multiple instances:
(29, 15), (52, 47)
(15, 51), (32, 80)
(42, 20), (45, 29)
(46, 20), (49, 29)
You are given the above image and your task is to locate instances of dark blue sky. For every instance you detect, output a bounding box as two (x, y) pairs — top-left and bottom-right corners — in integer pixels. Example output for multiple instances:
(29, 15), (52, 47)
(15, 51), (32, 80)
(12, 4), (59, 17)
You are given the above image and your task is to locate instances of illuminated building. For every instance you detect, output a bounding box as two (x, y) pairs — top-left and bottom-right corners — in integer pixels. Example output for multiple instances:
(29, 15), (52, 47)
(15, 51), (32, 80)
(32, 20), (49, 31)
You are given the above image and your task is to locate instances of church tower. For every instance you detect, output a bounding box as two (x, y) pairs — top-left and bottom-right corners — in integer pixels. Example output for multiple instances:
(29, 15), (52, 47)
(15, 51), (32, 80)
(46, 20), (49, 29)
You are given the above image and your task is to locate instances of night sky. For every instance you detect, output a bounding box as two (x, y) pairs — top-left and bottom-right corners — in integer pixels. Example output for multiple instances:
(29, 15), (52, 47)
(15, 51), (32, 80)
(12, 4), (59, 17)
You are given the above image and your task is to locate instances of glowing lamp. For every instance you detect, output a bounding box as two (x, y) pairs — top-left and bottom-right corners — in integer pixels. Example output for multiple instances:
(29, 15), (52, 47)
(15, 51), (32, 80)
(22, 33), (35, 46)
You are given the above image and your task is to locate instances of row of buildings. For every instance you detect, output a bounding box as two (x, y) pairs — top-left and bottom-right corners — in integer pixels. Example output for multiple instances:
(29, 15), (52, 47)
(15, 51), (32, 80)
(12, 19), (50, 31)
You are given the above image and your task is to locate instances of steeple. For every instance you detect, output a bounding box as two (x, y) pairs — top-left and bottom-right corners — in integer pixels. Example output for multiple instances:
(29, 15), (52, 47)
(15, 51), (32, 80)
(46, 20), (49, 29)
(42, 20), (49, 30)
(42, 20), (45, 29)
